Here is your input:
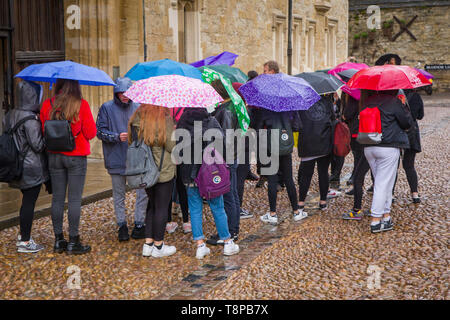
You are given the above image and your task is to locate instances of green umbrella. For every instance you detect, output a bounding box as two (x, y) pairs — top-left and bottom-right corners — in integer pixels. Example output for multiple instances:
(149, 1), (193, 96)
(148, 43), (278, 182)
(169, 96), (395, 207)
(198, 64), (248, 83)
(315, 68), (332, 74)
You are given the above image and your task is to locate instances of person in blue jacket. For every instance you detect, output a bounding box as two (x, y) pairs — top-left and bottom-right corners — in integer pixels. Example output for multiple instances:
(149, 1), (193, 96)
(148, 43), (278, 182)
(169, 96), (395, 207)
(96, 77), (148, 241)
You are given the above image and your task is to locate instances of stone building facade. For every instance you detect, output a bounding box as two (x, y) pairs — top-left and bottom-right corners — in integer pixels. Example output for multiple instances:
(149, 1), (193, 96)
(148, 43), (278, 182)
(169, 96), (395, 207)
(62, 0), (348, 157)
(348, 0), (450, 92)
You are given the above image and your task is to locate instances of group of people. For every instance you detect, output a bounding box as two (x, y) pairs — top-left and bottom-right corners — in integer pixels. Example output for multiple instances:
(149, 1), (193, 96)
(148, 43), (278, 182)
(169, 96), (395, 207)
(4, 56), (424, 258)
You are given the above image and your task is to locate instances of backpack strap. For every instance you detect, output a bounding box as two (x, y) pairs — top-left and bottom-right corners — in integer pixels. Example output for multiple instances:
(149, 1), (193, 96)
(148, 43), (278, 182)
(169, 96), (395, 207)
(10, 115), (38, 133)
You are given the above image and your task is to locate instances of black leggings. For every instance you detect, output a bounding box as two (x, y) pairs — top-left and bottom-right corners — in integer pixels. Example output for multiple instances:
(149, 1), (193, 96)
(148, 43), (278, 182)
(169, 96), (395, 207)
(237, 163), (250, 207)
(19, 184), (42, 242)
(402, 149), (418, 193)
(267, 154), (298, 213)
(298, 155), (331, 202)
(353, 153), (371, 210)
(145, 179), (174, 241)
(350, 138), (363, 182)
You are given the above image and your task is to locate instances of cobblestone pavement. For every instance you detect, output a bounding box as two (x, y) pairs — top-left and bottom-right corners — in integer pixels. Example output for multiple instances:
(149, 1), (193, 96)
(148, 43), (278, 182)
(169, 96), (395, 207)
(0, 107), (448, 300)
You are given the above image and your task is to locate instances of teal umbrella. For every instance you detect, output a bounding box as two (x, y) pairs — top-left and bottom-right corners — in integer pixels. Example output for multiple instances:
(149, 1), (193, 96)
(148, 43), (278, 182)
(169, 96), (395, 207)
(198, 65), (248, 83)
(125, 59), (203, 81)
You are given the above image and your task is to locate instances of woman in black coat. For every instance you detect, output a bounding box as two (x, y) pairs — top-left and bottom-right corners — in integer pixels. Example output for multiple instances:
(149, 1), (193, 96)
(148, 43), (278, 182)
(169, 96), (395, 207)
(402, 89), (424, 203)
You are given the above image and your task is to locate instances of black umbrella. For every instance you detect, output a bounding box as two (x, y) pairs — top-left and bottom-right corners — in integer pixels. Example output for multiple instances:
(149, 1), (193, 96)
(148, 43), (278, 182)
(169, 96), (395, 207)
(295, 72), (344, 95)
(337, 68), (359, 82)
(375, 53), (402, 66)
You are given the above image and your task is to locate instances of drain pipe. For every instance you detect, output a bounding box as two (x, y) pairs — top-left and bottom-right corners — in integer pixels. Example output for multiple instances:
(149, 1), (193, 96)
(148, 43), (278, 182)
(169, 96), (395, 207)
(142, 0), (147, 61)
(287, 0), (293, 75)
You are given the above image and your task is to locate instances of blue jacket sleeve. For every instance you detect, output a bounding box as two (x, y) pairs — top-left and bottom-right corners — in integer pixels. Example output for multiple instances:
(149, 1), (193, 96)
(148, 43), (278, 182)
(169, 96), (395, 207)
(96, 104), (120, 143)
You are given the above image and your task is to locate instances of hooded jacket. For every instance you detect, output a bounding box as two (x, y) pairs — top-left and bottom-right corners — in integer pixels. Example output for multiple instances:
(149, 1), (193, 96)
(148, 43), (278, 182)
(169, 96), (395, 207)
(343, 93), (360, 137)
(96, 77), (140, 175)
(4, 81), (49, 190)
(404, 90), (424, 153)
(212, 100), (239, 162)
(297, 97), (335, 158)
(360, 94), (413, 149)
(176, 108), (224, 185)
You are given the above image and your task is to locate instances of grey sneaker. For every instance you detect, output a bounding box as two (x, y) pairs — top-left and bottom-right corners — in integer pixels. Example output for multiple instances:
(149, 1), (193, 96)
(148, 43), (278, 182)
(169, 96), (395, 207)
(240, 209), (254, 219)
(17, 239), (44, 253)
(382, 218), (394, 232)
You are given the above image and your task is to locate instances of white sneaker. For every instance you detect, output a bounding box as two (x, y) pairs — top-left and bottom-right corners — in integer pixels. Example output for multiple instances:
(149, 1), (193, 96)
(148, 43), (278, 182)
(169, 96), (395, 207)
(166, 222), (178, 234)
(327, 189), (342, 199)
(293, 209), (308, 221)
(151, 243), (176, 258)
(142, 243), (153, 257)
(182, 222), (192, 234)
(196, 244), (211, 259)
(260, 213), (278, 224)
(223, 240), (240, 256)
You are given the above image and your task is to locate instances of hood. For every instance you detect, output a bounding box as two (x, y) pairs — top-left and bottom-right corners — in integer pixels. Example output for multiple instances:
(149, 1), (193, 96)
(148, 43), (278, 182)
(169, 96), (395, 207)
(17, 80), (43, 112)
(177, 108), (208, 128)
(114, 77), (133, 94)
(114, 77), (133, 108)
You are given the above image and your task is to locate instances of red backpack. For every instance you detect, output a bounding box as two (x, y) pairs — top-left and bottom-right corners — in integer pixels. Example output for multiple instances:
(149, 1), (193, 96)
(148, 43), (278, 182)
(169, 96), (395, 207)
(333, 121), (351, 157)
(357, 106), (382, 145)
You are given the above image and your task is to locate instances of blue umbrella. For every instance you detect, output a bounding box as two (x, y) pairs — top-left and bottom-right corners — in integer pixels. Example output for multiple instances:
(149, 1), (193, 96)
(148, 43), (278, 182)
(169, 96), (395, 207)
(15, 60), (115, 86)
(239, 73), (320, 112)
(125, 59), (203, 81)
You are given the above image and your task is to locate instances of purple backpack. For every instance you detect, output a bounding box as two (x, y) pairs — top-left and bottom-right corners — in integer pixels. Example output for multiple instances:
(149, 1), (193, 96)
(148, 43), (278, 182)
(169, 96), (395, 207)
(194, 145), (230, 200)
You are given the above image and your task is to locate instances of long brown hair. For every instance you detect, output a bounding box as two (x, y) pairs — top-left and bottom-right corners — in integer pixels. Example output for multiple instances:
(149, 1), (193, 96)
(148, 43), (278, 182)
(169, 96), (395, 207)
(128, 104), (173, 147)
(50, 79), (83, 123)
(359, 89), (398, 112)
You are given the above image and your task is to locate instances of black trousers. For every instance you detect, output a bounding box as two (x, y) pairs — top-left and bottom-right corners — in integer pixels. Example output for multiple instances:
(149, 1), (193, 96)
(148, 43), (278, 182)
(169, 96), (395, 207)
(298, 155), (331, 202)
(353, 153), (371, 210)
(350, 138), (363, 182)
(392, 149), (419, 195)
(237, 163), (250, 207)
(145, 179), (174, 241)
(267, 154), (298, 213)
(330, 154), (345, 180)
(19, 184), (42, 242)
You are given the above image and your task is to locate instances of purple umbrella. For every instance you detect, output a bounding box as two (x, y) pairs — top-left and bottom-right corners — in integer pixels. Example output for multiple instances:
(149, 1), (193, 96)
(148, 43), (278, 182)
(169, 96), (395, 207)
(190, 51), (238, 68)
(239, 73), (321, 112)
(415, 68), (434, 80)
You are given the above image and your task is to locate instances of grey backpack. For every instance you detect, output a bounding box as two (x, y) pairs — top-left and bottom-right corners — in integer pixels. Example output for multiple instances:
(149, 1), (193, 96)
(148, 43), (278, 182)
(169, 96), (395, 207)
(125, 139), (164, 189)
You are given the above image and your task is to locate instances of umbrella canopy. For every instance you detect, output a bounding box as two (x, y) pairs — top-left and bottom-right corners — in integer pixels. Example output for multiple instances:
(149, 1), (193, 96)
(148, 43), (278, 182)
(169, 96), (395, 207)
(415, 68), (434, 80)
(125, 59), (203, 81)
(295, 72), (344, 94)
(238, 73), (321, 112)
(315, 68), (332, 73)
(337, 68), (359, 82)
(328, 62), (369, 77)
(123, 75), (223, 109)
(347, 65), (431, 90)
(15, 60), (115, 86)
(198, 65), (248, 83)
(190, 51), (239, 68)
(375, 53), (402, 66)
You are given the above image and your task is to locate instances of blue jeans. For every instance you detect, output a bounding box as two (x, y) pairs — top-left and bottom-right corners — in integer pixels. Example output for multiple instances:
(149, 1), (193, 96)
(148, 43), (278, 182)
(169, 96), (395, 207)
(186, 186), (231, 241)
(223, 163), (240, 235)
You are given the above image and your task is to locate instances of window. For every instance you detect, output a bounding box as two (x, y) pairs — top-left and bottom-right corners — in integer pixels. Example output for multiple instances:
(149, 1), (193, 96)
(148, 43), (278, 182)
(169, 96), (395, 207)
(327, 19), (337, 67)
(306, 22), (316, 71)
(178, 0), (199, 63)
(292, 17), (302, 74)
(273, 14), (286, 66)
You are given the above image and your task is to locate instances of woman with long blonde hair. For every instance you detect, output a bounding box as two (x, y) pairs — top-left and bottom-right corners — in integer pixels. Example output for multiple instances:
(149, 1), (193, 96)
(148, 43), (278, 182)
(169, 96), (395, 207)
(128, 104), (177, 258)
(40, 79), (97, 255)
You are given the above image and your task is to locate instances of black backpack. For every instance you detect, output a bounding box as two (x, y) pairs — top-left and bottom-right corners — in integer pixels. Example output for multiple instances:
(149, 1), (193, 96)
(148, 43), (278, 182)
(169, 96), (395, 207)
(44, 100), (76, 152)
(269, 113), (294, 156)
(0, 114), (36, 183)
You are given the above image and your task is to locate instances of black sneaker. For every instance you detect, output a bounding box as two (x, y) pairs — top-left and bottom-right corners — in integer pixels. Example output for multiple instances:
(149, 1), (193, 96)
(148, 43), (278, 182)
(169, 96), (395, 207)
(67, 236), (91, 255)
(54, 233), (68, 254)
(231, 233), (239, 242)
(370, 222), (383, 233)
(131, 225), (146, 239)
(345, 189), (355, 197)
(347, 179), (353, 186)
(319, 202), (327, 210)
(255, 176), (266, 188)
(206, 234), (224, 246)
(118, 225), (130, 242)
(382, 219), (394, 232)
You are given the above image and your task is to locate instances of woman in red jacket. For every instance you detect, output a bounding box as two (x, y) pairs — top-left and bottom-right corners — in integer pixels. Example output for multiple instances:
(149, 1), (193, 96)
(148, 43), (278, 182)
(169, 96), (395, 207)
(40, 79), (97, 255)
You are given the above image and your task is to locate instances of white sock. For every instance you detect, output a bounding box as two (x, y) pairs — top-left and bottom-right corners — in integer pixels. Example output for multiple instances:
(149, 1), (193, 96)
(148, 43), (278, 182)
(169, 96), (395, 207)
(197, 243), (205, 248)
(383, 216), (391, 222)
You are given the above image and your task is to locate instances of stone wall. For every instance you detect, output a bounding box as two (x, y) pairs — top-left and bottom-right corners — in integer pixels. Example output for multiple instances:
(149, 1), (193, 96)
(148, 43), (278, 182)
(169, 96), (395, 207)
(348, 5), (450, 92)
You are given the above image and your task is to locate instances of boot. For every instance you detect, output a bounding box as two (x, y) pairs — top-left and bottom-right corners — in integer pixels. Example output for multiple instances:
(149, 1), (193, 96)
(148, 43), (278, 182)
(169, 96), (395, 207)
(67, 235), (91, 255)
(54, 233), (68, 254)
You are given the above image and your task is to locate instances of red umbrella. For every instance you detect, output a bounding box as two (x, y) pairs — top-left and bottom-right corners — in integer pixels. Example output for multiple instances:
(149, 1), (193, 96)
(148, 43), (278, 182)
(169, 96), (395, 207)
(347, 65), (431, 90)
